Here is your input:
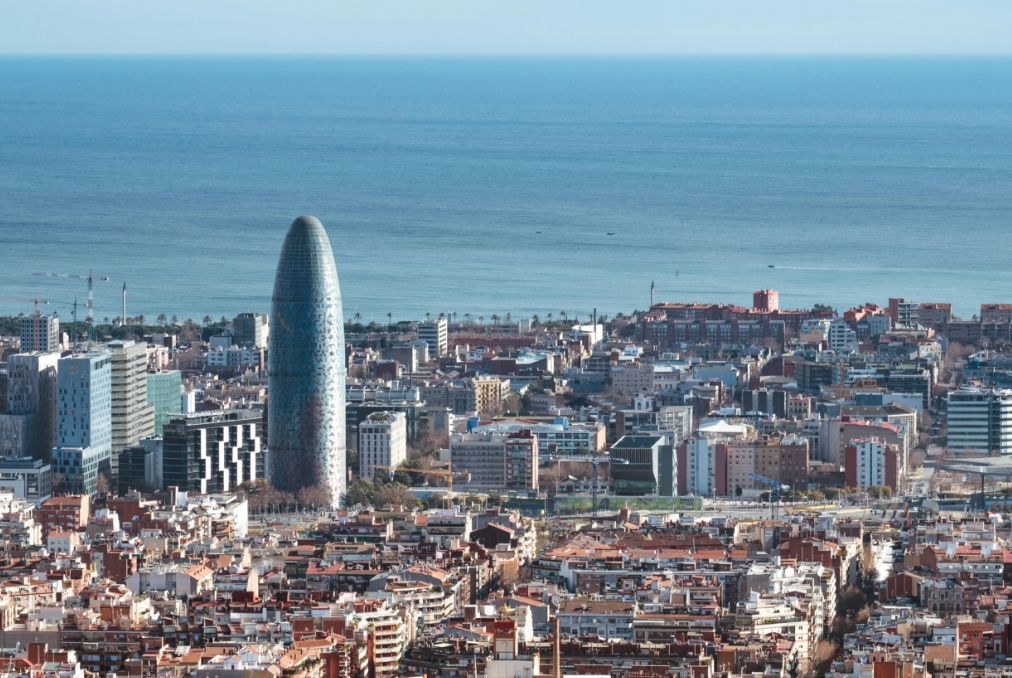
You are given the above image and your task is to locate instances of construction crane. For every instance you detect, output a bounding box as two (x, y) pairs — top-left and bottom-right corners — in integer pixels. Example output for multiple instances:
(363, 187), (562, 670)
(0, 294), (50, 314)
(747, 472), (789, 519)
(0, 295), (80, 345)
(372, 463), (470, 494)
(33, 269), (108, 343)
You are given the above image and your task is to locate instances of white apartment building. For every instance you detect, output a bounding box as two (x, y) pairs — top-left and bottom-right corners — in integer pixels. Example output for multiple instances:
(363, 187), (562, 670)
(682, 436), (716, 497)
(741, 559), (836, 648)
(947, 388), (1012, 455)
(471, 419), (604, 455)
(206, 346), (263, 369)
(359, 411), (407, 481)
(828, 319), (858, 352)
(417, 317), (448, 357)
(735, 590), (813, 666)
(845, 437), (899, 492)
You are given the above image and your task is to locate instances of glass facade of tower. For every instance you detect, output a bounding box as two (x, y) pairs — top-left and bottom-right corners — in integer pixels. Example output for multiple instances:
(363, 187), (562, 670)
(268, 216), (346, 507)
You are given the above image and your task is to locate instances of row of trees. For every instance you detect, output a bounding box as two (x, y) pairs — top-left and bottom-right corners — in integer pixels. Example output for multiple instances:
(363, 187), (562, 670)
(239, 479), (333, 513)
(755, 485), (892, 503)
(0, 314), (235, 345)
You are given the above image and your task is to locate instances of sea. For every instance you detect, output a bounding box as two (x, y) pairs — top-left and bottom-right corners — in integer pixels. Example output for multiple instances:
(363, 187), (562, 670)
(1, 56), (1011, 324)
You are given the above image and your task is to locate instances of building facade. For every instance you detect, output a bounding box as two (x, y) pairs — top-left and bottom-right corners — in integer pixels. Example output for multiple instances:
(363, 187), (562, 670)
(947, 388), (1012, 455)
(19, 313), (60, 353)
(53, 353), (112, 496)
(0, 456), (52, 503)
(417, 317), (448, 357)
(268, 216), (346, 507)
(2, 352), (59, 460)
(107, 340), (155, 480)
(359, 411), (407, 481)
(844, 438), (899, 491)
(146, 370), (182, 436)
(450, 429), (539, 492)
(233, 312), (269, 348)
(610, 435), (674, 496)
(162, 410), (264, 494)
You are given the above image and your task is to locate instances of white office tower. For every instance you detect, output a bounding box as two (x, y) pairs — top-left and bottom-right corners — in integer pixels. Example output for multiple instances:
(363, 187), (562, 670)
(1, 352), (59, 459)
(19, 313), (60, 353)
(359, 411), (407, 481)
(418, 316), (448, 357)
(52, 353), (113, 496)
(947, 388), (1012, 455)
(106, 340), (155, 481)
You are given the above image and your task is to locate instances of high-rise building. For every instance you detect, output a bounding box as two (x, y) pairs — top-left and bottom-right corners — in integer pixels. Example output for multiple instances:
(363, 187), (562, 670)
(1, 352), (59, 460)
(146, 370), (182, 435)
(947, 388), (1012, 455)
(107, 340), (155, 481)
(268, 215), (346, 507)
(19, 313), (60, 353)
(52, 353), (112, 496)
(162, 410), (264, 494)
(359, 411), (407, 481)
(417, 317), (448, 357)
(233, 312), (269, 348)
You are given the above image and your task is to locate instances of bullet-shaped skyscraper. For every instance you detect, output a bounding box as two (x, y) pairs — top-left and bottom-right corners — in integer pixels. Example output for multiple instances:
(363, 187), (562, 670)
(268, 215), (346, 507)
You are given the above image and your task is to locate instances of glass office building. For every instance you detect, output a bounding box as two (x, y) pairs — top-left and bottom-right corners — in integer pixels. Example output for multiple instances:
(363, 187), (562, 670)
(268, 215), (346, 507)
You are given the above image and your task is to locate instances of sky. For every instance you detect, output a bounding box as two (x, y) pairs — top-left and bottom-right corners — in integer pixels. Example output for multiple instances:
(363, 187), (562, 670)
(4, 1), (1012, 55)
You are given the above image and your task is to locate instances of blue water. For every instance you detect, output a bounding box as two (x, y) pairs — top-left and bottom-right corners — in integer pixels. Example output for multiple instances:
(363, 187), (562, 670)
(1, 57), (1011, 323)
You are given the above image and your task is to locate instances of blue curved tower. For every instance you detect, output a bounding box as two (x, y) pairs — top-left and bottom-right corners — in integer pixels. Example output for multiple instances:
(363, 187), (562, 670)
(268, 215), (346, 507)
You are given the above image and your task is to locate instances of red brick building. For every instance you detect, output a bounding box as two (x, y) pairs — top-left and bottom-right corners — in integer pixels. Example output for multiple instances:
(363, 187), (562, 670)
(36, 495), (90, 537)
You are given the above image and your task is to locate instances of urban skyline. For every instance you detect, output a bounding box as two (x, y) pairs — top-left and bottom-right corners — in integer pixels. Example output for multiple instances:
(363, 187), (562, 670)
(1, 9), (1011, 674)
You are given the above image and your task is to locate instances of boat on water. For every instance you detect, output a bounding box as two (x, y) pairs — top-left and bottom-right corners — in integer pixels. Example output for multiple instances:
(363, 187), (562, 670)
(768, 264), (775, 268)
(607, 231), (615, 236)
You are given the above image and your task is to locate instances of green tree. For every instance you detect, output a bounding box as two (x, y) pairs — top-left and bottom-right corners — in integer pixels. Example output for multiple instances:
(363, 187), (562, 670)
(344, 480), (376, 507)
(375, 484), (415, 508)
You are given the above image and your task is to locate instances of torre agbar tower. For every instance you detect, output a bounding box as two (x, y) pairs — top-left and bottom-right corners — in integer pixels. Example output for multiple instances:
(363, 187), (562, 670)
(268, 215), (346, 507)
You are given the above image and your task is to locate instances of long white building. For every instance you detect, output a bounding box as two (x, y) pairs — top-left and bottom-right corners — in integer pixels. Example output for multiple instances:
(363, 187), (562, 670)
(947, 388), (1012, 455)
(470, 419), (605, 456)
